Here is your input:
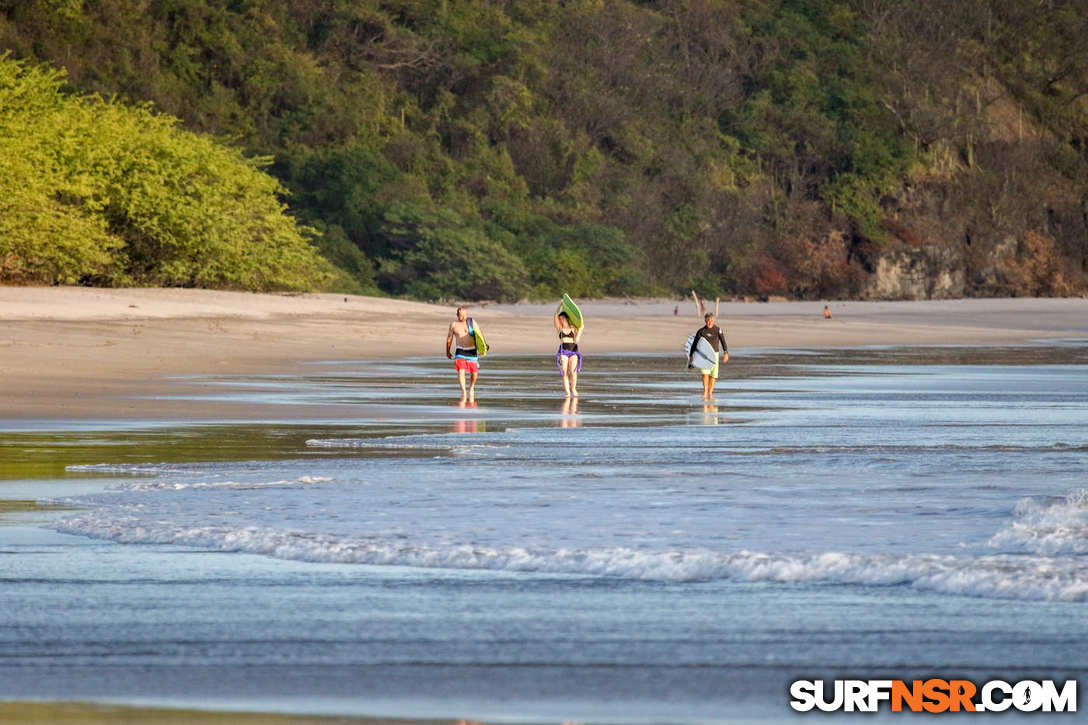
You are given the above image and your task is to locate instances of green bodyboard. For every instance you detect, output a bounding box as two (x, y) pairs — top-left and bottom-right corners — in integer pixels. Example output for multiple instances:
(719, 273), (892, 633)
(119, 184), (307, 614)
(468, 317), (488, 356)
(561, 293), (583, 329)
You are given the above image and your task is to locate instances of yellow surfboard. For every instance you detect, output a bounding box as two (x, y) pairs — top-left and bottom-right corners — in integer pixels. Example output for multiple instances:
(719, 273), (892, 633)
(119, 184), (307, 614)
(468, 317), (488, 356)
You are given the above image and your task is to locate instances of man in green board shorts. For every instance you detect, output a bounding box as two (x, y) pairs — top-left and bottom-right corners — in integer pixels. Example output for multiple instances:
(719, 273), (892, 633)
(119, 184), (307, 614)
(446, 306), (481, 404)
(688, 313), (729, 400)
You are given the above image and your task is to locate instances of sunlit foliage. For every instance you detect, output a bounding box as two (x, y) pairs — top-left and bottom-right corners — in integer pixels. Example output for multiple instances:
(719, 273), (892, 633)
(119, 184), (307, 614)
(2, 1), (1086, 299)
(0, 54), (332, 290)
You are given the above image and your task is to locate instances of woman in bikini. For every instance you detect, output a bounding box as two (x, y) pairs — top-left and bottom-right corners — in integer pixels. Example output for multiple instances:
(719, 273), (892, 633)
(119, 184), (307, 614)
(554, 306), (583, 398)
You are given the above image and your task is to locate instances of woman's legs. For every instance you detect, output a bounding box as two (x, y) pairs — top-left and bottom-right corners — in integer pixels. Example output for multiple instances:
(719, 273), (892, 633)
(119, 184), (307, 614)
(560, 354), (579, 397)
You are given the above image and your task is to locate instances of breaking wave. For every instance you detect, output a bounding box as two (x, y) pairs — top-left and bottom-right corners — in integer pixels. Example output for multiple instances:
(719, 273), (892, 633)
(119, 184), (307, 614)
(48, 514), (1088, 602)
(990, 489), (1088, 555)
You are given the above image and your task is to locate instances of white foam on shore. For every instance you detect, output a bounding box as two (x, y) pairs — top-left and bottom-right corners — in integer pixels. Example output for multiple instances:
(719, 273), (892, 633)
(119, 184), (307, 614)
(111, 476), (334, 492)
(990, 489), (1088, 555)
(66, 463), (184, 475)
(48, 514), (1088, 602)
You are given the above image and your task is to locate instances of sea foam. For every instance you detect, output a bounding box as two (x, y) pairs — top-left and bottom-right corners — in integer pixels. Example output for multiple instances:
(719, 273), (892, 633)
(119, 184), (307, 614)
(990, 489), (1088, 555)
(66, 463), (185, 475)
(110, 476), (334, 492)
(48, 514), (1088, 602)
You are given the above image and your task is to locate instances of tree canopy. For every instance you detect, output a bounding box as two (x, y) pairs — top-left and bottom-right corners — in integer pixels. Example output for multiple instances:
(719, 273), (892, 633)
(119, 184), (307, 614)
(0, 53), (334, 290)
(2, 0), (1086, 299)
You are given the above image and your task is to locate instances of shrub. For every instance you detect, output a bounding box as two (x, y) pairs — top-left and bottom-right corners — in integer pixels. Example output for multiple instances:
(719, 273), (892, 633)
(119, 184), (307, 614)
(0, 54), (331, 290)
(376, 205), (529, 301)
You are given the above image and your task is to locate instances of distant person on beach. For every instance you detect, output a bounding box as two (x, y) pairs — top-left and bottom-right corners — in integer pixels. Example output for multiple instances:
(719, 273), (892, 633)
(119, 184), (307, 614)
(554, 305), (583, 397)
(823, 304), (832, 319)
(688, 313), (728, 400)
(446, 306), (481, 404)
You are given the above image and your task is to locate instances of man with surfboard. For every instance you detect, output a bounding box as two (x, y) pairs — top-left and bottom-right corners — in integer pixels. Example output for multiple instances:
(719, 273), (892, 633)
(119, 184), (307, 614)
(688, 313), (728, 400)
(446, 306), (487, 404)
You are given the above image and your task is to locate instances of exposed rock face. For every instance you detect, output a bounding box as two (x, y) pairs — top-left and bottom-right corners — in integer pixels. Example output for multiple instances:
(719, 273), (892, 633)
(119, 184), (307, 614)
(865, 247), (966, 299)
(967, 236), (1018, 292)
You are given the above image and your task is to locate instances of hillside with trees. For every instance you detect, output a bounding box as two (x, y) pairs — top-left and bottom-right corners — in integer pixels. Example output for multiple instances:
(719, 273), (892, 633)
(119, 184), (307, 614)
(2, 0), (1086, 300)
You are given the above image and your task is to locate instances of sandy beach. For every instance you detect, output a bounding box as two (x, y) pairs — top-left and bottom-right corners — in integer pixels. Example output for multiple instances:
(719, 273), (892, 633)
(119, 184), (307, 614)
(3, 287), (1087, 725)
(2, 286), (1086, 420)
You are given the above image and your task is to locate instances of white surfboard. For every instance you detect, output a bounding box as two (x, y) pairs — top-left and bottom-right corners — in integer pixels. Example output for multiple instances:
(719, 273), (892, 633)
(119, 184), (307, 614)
(684, 333), (719, 370)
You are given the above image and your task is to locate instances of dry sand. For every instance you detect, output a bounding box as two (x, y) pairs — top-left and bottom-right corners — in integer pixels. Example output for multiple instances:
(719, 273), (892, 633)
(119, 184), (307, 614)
(1, 286), (1085, 420)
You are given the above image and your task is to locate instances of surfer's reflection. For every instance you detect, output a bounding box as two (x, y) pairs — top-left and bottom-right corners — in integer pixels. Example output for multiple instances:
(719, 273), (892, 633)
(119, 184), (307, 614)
(452, 400), (482, 433)
(559, 396), (581, 428)
(701, 403), (720, 425)
(452, 419), (479, 433)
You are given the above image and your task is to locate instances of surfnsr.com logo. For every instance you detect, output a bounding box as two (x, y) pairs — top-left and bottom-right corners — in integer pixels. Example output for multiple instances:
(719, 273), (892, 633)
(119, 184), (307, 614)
(790, 679), (1077, 713)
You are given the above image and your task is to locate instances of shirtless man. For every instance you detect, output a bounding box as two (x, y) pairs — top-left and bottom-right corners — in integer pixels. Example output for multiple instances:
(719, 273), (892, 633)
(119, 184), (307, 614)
(446, 306), (483, 403)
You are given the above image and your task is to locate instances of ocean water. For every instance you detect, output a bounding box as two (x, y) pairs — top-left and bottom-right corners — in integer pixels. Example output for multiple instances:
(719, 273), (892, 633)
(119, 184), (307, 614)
(2, 345), (1087, 723)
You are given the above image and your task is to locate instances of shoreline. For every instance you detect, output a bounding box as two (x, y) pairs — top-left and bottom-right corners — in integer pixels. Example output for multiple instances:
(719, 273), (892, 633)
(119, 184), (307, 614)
(2, 287), (1086, 421)
(0, 701), (463, 725)
(3, 299), (1087, 725)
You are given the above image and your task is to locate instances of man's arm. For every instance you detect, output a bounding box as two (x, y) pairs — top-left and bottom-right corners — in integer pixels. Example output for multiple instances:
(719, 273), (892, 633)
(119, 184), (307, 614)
(446, 324), (455, 359)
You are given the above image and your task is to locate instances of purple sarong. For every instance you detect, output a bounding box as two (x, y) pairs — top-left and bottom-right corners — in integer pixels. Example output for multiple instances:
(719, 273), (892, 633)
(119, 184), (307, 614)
(556, 347), (583, 373)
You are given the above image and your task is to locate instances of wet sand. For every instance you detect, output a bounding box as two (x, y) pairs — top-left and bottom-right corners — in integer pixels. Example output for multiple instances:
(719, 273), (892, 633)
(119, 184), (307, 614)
(1, 286), (1086, 420)
(0, 702), (456, 725)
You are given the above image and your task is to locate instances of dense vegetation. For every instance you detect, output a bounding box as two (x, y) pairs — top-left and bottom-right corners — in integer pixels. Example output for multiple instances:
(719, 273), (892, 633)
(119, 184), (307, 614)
(0, 54), (332, 289)
(2, 0), (1086, 299)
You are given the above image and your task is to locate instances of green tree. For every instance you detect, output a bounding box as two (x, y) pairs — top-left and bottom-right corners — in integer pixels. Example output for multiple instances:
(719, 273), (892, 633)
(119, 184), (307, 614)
(0, 54), (331, 290)
(377, 204), (528, 301)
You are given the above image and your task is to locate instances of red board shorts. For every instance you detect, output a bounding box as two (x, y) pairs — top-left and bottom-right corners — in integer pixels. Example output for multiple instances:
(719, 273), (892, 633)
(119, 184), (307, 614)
(455, 358), (479, 373)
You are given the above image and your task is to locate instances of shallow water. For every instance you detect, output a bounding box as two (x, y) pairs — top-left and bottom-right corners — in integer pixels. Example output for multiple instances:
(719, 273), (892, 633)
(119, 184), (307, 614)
(1, 345), (1087, 722)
